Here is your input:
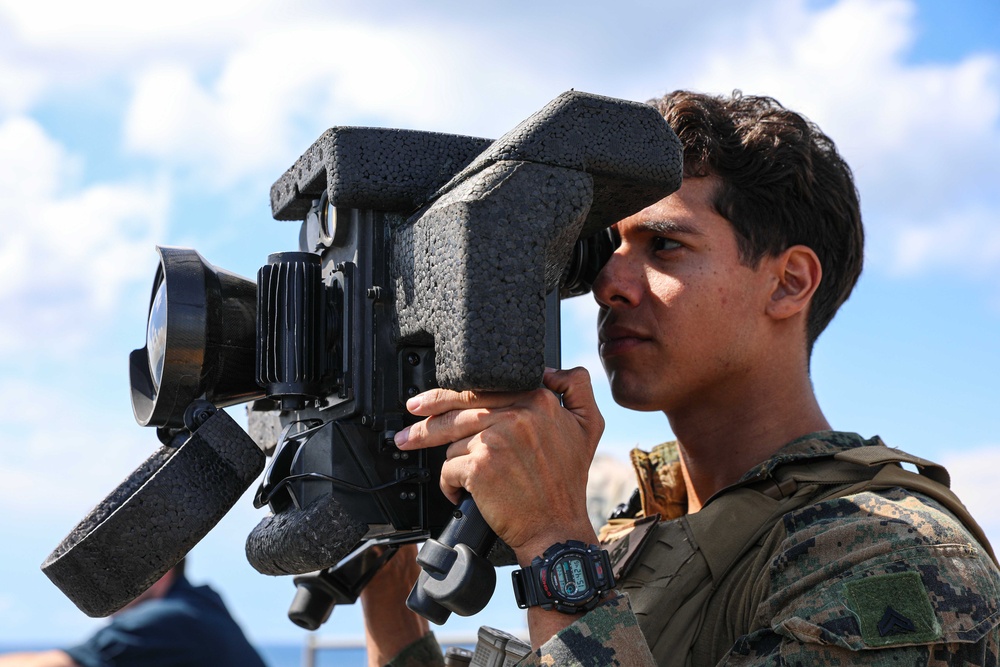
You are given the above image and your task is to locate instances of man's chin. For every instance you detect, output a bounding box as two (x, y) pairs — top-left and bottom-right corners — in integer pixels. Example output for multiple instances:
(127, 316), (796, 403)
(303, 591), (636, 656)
(608, 381), (663, 413)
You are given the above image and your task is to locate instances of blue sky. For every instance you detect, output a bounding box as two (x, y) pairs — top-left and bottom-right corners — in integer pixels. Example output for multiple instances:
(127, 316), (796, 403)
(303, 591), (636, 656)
(1, 0), (998, 650)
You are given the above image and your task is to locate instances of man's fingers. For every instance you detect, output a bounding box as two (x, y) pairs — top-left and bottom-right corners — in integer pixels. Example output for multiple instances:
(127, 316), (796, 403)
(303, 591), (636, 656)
(445, 436), (474, 461)
(397, 368), (601, 450)
(395, 408), (497, 450)
(544, 367), (602, 418)
(541, 366), (605, 448)
(406, 368), (591, 419)
(404, 387), (520, 416)
(438, 456), (470, 505)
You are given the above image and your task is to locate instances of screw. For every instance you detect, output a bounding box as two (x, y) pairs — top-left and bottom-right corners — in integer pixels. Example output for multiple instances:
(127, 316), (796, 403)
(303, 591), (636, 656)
(406, 352), (421, 366)
(406, 386), (419, 398)
(366, 286), (384, 301)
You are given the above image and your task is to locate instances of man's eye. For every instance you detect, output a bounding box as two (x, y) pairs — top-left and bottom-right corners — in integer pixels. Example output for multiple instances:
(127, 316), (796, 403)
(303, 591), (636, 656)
(652, 237), (682, 252)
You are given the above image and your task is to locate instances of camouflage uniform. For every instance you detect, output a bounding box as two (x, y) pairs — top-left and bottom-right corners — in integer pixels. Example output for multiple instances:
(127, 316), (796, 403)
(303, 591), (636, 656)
(389, 432), (1000, 666)
(386, 632), (447, 667)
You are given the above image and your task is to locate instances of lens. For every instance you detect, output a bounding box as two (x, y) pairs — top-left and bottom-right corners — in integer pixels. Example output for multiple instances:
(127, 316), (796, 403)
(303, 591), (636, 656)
(131, 246), (261, 428)
(146, 279), (168, 390)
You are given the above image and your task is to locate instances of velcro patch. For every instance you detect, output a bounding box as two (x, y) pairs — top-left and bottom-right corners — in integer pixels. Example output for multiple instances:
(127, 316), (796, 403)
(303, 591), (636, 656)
(844, 571), (941, 647)
(602, 515), (660, 581)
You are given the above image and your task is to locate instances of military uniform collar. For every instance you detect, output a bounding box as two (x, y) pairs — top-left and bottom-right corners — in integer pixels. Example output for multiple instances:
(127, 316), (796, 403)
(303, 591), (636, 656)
(735, 431), (882, 485)
(629, 431), (885, 519)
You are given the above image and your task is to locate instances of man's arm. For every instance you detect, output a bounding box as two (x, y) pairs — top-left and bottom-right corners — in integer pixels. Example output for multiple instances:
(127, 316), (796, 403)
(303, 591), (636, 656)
(364, 367), (656, 665)
(515, 594), (656, 667)
(359, 544), (441, 667)
(0, 651), (77, 667)
(394, 367), (605, 649)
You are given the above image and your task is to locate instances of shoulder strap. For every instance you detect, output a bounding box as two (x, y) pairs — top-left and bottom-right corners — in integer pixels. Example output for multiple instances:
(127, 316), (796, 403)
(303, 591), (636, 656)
(833, 443), (951, 486)
(832, 445), (997, 566)
(754, 443), (995, 566)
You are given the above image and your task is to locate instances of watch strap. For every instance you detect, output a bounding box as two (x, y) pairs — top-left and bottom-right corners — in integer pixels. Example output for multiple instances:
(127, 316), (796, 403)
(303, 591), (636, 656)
(511, 567), (538, 608)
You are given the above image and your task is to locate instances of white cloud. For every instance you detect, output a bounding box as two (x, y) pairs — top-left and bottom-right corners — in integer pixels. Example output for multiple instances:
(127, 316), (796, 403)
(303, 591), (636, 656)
(941, 445), (1000, 548)
(0, 0), (275, 53)
(117, 0), (1000, 279)
(121, 19), (555, 187)
(889, 205), (1000, 276)
(686, 0), (1000, 279)
(0, 380), (148, 521)
(0, 52), (44, 114)
(0, 116), (168, 354)
(13, 0), (995, 291)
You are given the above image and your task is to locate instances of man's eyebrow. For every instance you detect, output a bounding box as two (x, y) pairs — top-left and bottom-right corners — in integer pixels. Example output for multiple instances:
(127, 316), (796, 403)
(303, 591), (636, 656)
(638, 220), (703, 236)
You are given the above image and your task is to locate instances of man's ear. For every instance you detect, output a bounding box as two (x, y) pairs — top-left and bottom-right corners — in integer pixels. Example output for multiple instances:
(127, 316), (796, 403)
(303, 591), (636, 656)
(765, 245), (822, 321)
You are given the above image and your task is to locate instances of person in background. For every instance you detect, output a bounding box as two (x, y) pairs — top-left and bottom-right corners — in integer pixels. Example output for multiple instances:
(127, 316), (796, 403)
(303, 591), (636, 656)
(0, 560), (267, 667)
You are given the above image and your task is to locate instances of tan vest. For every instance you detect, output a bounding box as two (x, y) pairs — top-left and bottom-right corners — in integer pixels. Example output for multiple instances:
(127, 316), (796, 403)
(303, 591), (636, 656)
(615, 446), (996, 666)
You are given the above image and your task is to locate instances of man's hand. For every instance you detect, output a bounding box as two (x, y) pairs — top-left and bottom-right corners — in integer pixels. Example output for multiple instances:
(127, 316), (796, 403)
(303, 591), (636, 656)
(394, 367), (605, 566)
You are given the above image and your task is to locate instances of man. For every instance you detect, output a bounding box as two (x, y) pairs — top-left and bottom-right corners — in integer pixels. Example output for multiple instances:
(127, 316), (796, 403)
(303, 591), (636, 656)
(0, 561), (267, 667)
(361, 91), (1000, 665)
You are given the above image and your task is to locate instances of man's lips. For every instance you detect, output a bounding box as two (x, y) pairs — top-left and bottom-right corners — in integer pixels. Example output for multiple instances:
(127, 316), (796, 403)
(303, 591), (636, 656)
(599, 325), (651, 358)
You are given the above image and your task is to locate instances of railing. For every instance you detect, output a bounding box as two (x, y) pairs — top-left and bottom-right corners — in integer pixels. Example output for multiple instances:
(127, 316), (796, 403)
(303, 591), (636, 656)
(303, 631), (520, 667)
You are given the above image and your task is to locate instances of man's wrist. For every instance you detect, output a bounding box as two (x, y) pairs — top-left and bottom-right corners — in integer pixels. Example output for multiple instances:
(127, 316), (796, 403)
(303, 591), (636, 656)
(514, 523), (599, 567)
(512, 540), (615, 615)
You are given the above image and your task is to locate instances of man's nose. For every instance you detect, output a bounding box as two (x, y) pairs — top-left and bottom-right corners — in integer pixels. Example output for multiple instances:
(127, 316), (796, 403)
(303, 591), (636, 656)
(593, 248), (638, 309)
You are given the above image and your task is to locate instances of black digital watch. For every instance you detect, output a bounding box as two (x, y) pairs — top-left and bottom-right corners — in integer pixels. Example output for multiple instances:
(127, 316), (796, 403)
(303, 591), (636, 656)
(511, 540), (615, 614)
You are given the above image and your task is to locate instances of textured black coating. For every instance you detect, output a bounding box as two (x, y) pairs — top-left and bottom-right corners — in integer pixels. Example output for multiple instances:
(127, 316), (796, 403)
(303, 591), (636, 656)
(270, 128), (492, 220)
(393, 161), (592, 390)
(433, 90), (683, 239)
(41, 410), (264, 617)
(393, 91), (682, 391)
(269, 91), (681, 393)
(245, 492), (367, 576)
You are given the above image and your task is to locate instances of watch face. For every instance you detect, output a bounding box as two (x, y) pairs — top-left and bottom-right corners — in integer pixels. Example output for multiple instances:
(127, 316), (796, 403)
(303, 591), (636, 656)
(549, 553), (590, 601)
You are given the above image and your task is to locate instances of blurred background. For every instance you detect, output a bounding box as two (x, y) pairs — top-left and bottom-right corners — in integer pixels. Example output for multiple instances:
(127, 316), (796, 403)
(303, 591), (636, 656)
(1, 0), (997, 658)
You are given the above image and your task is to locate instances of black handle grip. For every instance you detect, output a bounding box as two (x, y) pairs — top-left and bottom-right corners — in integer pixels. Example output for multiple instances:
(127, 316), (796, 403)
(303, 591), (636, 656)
(406, 494), (498, 623)
(437, 494), (497, 553)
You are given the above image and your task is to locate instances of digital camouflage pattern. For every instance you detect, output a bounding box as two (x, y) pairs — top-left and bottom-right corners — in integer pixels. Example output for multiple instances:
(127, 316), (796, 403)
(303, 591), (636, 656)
(515, 594), (655, 667)
(388, 433), (1000, 666)
(386, 632), (445, 667)
(721, 485), (1000, 665)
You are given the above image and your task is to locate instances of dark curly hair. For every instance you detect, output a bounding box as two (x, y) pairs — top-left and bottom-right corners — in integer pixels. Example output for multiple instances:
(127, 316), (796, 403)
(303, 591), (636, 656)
(649, 91), (864, 353)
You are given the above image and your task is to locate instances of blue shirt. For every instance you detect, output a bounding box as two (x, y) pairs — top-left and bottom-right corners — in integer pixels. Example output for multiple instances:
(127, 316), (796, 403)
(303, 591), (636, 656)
(64, 575), (267, 667)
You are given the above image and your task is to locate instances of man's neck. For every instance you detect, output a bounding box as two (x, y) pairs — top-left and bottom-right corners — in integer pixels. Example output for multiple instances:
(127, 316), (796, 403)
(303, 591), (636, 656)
(668, 369), (830, 513)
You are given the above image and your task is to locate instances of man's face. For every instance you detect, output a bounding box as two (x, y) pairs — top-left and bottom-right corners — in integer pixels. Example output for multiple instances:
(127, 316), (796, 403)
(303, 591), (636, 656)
(594, 177), (776, 415)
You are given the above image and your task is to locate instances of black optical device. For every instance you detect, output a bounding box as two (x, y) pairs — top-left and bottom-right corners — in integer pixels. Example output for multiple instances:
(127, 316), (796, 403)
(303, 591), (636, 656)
(42, 90), (682, 626)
